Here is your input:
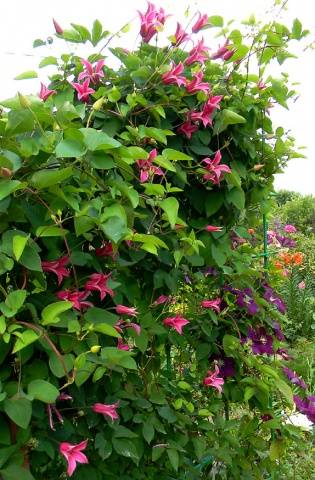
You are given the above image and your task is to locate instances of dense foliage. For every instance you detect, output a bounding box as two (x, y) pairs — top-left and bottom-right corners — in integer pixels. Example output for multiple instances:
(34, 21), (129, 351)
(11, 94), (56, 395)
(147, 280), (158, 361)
(0, 3), (312, 479)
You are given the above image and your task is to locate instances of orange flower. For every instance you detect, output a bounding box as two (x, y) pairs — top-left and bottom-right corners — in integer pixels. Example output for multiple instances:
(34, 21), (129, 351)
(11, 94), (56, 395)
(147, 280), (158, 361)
(247, 228), (255, 235)
(292, 252), (303, 265)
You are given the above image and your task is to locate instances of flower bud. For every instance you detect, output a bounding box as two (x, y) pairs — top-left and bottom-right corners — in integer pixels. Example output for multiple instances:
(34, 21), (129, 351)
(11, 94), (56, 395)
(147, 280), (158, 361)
(0, 167), (12, 178)
(53, 18), (63, 35)
(253, 164), (264, 171)
(92, 98), (104, 111)
(90, 345), (101, 353)
(18, 92), (31, 108)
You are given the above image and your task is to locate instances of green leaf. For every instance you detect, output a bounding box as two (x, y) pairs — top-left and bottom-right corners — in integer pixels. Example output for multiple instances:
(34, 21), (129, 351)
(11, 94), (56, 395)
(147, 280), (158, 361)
(209, 15), (224, 27)
(142, 423), (154, 444)
(112, 438), (140, 464)
(162, 149), (192, 161)
(35, 225), (66, 237)
(0, 179), (23, 201)
(92, 19), (103, 46)
(222, 335), (240, 355)
(39, 56), (58, 68)
(167, 449), (179, 471)
(31, 167), (73, 189)
(41, 301), (73, 325)
(205, 192), (224, 216)
(14, 70), (38, 80)
(221, 109), (246, 126)
(49, 352), (73, 378)
(6, 110), (35, 135)
(12, 329), (39, 353)
(0, 254), (14, 275)
(226, 188), (245, 210)
(88, 152), (115, 169)
(55, 138), (87, 158)
(12, 235), (29, 260)
(1, 290), (26, 317)
(101, 347), (138, 370)
(93, 323), (121, 338)
(19, 245), (42, 271)
(152, 445), (165, 461)
(101, 216), (128, 243)
(159, 197), (179, 229)
(0, 465), (35, 480)
(28, 379), (59, 403)
(275, 379), (293, 404)
(4, 397), (32, 429)
(157, 406), (177, 423)
(292, 18), (302, 39)
(211, 243), (227, 267)
(269, 439), (285, 461)
(71, 23), (91, 42)
(80, 128), (121, 151)
(108, 86), (121, 102)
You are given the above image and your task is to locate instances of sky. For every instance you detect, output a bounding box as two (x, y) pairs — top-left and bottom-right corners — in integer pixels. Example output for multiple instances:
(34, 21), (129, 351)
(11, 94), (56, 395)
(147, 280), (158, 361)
(0, 0), (314, 195)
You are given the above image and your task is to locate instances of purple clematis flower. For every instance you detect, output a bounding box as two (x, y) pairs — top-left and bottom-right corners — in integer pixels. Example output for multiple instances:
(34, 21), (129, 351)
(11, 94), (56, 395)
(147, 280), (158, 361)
(275, 234), (296, 248)
(263, 284), (286, 314)
(247, 326), (274, 355)
(236, 288), (259, 316)
(283, 367), (307, 390)
(272, 321), (285, 341)
(294, 395), (315, 423)
(211, 356), (236, 378)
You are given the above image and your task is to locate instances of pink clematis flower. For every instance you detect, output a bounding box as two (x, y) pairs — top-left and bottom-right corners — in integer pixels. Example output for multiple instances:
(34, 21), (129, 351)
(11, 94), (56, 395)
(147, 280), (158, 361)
(201, 298), (221, 313)
(42, 255), (70, 285)
(153, 295), (172, 305)
(202, 150), (231, 184)
(71, 79), (95, 102)
(161, 62), (186, 87)
(298, 281), (305, 290)
(185, 71), (210, 94)
(115, 319), (141, 336)
(93, 402), (119, 421)
(257, 79), (267, 90)
(38, 82), (56, 101)
(284, 224), (296, 233)
(173, 23), (190, 46)
(85, 273), (114, 300)
(136, 148), (164, 183)
(190, 95), (223, 127)
(211, 39), (235, 61)
(138, 2), (169, 43)
(192, 12), (209, 33)
(95, 242), (116, 258)
(115, 305), (138, 317)
(117, 338), (130, 350)
(57, 289), (93, 311)
(78, 59), (105, 84)
(163, 314), (189, 335)
(60, 440), (88, 477)
(205, 225), (223, 232)
(203, 364), (225, 393)
(177, 120), (199, 139)
(185, 38), (209, 65)
(53, 18), (63, 35)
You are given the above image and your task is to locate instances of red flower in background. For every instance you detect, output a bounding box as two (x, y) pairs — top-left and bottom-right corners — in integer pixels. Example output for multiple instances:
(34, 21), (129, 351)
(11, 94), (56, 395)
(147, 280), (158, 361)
(85, 273), (114, 300)
(42, 256), (70, 285)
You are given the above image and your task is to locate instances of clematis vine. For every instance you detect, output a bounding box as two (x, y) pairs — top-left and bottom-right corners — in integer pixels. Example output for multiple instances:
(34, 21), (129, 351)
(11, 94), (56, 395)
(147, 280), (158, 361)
(41, 255), (70, 285)
(163, 314), (189, 334)
(38, 82), (56, 101)
(78, 58), (105, 84)
(85, 273), (114, 300)
(172, 23), (190, 45)
(203, 364), (224, 393)
(201, 298), (221, 312)
(92, 402), (120, 420)
(136, 148), (164, 182)
(138, 2), (169, 43)
(71, 79), (95, 102)
(190, 95), (223, 127)
(191, 12), (209, 33)
(161, 62), (186, 87)
(57, 289), (93, 311)
(59, 440), (88, 477)
(185, 38), (209, 65)
(202, 150), (231, 184)
(185, 71), (210, 94)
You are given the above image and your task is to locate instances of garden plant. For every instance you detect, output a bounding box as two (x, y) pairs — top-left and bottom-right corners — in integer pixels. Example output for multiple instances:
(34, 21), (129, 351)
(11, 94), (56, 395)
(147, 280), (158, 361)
(0, 2), (313, 479)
